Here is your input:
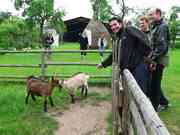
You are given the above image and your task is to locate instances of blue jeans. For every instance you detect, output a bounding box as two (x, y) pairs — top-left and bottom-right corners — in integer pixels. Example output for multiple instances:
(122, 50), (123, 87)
(132, 62), (149, 96)
(149, 64), (166, 111)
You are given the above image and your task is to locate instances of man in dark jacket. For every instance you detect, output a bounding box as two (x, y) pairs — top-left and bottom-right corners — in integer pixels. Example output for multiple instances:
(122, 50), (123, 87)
(97, 17), (151, 96)
(78, 33), (88, 60)
(44, 33), (54, 48)
(148, 8), (170, 111)
(44, 33), (54, 59)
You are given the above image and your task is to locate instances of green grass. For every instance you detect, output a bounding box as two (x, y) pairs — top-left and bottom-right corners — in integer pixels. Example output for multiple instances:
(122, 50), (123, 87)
(0, 43), (112, 135)
(0, 42), (180, 135)
(107, 112), (113, 135)
(0, 82), (58, 135)
(0, 42), (112, 84)
(106, 49), (180, 135)
(0, 83), (112, 135)
(159, 49), (180, 135)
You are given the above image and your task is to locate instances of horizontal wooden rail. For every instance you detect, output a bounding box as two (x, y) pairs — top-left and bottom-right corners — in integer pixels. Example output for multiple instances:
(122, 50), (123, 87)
(0, 64), (39, 68)
(130, 100), (148, 135)
(0, 63), (99, 67)
(0, 50), (112, 81)
(123, 69), (170, 135)
(46, 62), (98, 66)
(0, 75), (111, 79)
(0, 50), (112, 54)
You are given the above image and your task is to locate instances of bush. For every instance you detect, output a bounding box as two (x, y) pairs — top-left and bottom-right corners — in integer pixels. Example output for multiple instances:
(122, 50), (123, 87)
(0, 17), (40, 50)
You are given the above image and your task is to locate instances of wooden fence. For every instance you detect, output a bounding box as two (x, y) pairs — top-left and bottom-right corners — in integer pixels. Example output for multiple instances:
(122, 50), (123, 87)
(111, 37), (170, 135)
(0, 49), (171, 135)
(0, 50), (112, 80)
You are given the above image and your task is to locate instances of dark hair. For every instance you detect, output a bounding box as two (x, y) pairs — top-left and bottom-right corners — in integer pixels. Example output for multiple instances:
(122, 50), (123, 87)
(155, 8), (162, 16)
(109, 17), (123, 24)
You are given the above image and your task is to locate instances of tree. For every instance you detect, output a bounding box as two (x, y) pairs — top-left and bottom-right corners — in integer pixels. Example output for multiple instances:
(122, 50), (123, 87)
(110, 0), (133, 20)
(14, 0), (65, 47)
(169, 6), (180, 48)
(169, 6), (180, 22)
(90, 0), (112, 22)
(129, 7), (151, 27)
(0, 16), (39, 50)
(0, 11), (11, 24)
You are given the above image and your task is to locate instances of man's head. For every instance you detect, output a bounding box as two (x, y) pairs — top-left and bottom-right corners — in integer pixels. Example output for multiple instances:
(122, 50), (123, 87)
(149, 8), (162, 22)
(126, 20), (132, 27)
(139, 16), (149, 32)
(109, 17), (123, 33)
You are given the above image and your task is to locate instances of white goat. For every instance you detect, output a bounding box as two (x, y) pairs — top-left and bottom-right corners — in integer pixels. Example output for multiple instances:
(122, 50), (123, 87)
(59, 73), (90, 103)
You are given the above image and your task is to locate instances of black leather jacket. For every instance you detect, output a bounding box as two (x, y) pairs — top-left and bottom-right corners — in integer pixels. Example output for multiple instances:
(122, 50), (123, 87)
(150, 19), (170, 61)
(102, 27), (151, 72)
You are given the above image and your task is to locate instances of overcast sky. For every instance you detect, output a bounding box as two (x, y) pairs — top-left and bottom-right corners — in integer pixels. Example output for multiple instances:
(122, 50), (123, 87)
(0, 0), (179, 20)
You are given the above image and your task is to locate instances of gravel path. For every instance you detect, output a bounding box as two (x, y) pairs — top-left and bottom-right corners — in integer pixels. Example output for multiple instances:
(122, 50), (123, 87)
(51, 86), (112, 135)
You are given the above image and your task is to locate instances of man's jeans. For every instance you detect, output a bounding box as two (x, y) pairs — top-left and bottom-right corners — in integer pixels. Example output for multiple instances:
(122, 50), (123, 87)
(149, 64), (164, 111)
(132, 62), (149, 96)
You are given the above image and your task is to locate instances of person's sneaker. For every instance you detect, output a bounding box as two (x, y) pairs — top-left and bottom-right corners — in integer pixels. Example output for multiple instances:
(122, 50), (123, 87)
(158, 104), (171, 112)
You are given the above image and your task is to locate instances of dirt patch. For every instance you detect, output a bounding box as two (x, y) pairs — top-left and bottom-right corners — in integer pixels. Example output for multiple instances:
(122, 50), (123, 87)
(51, 86), (112, 135)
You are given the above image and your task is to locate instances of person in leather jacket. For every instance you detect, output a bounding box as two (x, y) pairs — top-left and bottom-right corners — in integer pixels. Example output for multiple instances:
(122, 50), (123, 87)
(97, 17), (151, 96)
(148, 8), (170, 111)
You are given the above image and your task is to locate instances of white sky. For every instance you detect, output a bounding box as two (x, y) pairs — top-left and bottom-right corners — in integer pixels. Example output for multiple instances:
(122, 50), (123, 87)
(0, 0), (179, 20)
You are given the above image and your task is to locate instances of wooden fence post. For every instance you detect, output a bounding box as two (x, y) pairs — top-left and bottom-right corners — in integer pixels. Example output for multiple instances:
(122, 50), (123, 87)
(112, 38), (123, 135)
(121, 75), (130, 135)
(40, 51), (46, 80)
(112, 63), (121, 135)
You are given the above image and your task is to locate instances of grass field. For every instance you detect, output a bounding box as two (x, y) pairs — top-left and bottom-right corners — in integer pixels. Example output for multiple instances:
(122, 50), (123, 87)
(0, 43), (179, 135)
(0, 42), (112, 84)
(159, 49), (180, 135)
(0, 43), (112, 135)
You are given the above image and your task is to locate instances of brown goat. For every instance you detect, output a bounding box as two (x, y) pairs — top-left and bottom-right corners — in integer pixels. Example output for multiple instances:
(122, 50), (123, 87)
(25, 76), (59, 112)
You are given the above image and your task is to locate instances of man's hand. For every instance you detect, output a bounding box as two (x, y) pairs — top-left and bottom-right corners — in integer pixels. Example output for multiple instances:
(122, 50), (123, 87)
(96, 63), (103, 69)
(149, 63), (157, 72)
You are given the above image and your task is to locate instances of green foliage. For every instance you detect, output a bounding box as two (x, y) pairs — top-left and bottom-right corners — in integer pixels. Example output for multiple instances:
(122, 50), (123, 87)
(99, 0), (112, 22)
(90, 0), (112, 22)
(14, 0), (65, 45)
(0, 11), (11, 24)
(130, 7), (151, 27)
(169, 6), (180, 48)
(169, 21), (178, 48)
(0, 17), (40, 50)
(49, 9), (66, 33)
